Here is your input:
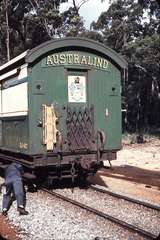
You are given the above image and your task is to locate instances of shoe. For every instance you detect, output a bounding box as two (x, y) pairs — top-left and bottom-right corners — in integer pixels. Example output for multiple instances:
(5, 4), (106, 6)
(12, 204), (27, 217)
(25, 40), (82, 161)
(2, 210), (8, 216)
(17, 207), (29, 215)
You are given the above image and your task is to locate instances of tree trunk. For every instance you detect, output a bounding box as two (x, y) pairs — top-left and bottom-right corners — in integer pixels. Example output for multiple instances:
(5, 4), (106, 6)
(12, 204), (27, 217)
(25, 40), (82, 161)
(5, 0), (10, 61)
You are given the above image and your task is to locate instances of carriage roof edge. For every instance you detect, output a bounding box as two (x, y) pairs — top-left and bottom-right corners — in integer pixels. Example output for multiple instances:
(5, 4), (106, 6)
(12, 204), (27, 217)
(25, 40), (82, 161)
(25, 37), (128, 70)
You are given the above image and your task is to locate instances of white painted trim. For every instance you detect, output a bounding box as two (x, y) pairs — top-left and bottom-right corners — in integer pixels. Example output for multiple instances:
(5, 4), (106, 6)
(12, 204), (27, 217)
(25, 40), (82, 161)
(0, 51), (28, 72)
(0, 64), (28, 83)
(0, 111), (28, 117)
(18, 64), (28, 80)
(0, 69), (18, 81)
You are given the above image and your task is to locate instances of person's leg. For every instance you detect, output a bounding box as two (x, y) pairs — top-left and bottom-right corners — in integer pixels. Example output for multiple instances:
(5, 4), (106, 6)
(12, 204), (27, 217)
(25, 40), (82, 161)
(2, 184), (12, 215)
(12, 179), (24, 207)
(13, 179), (28, 215)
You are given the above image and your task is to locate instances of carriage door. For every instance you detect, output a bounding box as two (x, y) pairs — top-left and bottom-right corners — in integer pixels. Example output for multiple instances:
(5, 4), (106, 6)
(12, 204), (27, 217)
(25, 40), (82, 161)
(66, 70), (95, 151)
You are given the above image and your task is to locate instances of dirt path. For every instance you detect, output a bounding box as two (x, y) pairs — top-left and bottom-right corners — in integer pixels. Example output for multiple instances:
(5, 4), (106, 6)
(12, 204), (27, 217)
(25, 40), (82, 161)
(90, 138), (160, 204)
(0, 215), (20, 240)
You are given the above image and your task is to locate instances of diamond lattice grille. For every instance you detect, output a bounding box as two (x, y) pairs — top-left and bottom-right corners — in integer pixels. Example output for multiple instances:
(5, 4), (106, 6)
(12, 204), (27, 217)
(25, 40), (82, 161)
(66, 106), (95, 151)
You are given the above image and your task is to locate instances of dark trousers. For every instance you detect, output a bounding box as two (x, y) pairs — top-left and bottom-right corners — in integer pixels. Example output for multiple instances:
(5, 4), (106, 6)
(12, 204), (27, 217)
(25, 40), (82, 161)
(2, 178), (24, 210)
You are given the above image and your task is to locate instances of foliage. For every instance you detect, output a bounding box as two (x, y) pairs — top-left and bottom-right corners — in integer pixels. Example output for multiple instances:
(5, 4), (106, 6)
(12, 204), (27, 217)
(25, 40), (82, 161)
(57, 1), (85, 37)
(0, 0), (90, 63)
(0, 0), (68, 63)
(124, 34), (160, 131)
(92, 0), (154, 52)
(94, 0), (160, 131)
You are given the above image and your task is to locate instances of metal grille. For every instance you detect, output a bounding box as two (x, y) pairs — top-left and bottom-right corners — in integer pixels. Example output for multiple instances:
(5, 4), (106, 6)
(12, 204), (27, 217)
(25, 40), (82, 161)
(66, 105), (95, 151)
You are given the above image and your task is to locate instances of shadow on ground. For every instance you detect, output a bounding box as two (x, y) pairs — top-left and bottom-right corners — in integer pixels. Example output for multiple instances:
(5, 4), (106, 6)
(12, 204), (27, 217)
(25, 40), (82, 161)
(99, 165), (160, 188)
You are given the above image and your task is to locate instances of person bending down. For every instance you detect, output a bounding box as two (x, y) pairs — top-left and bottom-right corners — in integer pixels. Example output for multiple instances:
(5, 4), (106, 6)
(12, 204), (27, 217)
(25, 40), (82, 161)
(2, 162), (29, 216)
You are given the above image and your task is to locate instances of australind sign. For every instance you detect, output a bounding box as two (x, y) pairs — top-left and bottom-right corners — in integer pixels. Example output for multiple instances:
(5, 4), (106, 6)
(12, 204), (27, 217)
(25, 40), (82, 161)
(44, 52), (109, 70)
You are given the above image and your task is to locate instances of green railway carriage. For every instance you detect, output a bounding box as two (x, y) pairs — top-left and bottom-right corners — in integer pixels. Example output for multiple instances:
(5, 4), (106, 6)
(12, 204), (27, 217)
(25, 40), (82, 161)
(0, 38), (127, 182)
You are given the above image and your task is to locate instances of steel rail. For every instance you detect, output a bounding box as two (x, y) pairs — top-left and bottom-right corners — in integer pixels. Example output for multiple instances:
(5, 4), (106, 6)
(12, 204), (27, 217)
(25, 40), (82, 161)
(90, 184), (160, 211)
(42, 188), (157, 240)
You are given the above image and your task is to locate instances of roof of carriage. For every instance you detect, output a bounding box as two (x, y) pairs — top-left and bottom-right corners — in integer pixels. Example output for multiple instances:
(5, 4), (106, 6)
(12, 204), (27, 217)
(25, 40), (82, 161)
(0, 37), (127, 74)
(26, 37), (127, 69)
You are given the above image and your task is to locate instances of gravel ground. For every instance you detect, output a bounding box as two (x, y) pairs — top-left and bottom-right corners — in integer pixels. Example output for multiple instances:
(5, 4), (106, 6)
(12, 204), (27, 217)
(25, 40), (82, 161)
(53, 187), (160, 236)
(0, 185), (146, 240)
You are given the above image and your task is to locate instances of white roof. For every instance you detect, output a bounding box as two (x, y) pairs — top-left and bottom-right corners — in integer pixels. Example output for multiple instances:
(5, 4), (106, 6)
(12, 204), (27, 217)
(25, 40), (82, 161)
(0, 51), (28, 72)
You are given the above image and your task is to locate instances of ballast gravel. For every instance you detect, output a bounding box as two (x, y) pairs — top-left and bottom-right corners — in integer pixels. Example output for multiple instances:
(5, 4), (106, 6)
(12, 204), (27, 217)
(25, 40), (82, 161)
(53, 187), (160, 236)
(0, 180), (147, 240)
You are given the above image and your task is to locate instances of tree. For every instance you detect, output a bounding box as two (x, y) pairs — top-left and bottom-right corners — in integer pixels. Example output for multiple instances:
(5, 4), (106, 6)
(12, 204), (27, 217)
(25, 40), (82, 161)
(57, 0), (89, 37)
(138, 0), (160, 10)
(0, 0), (11, 63)
(93, 0), (160, 131)
(91, 0), (145, 52)
(0, 0), (91, 63)
(124, 34), (160, 130)
(0, 0), (68, 63)
(101, 0), (160, 7)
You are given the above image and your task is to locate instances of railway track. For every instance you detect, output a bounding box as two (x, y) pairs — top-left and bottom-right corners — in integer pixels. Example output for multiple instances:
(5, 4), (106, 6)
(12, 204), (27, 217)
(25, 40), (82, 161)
(89, 184), (160, 211)
(42, 187), (159, 240)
